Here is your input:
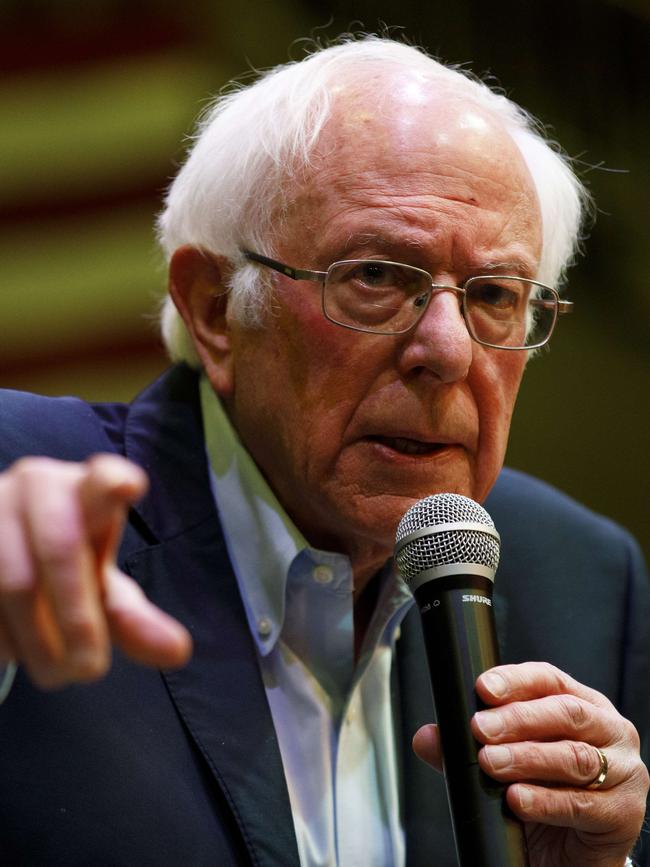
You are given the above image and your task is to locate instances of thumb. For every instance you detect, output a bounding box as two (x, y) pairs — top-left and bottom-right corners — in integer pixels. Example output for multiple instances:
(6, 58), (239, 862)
(104, 566), (192, 669)
(79, 454), (192, 669)
(412, 723), (444, 773)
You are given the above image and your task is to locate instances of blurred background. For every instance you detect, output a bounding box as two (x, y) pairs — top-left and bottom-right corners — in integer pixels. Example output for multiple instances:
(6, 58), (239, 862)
(1, 0), (648, 559)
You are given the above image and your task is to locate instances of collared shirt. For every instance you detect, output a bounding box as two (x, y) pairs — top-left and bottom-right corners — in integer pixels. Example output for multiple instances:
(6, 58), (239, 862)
(200, 376), (414, 867)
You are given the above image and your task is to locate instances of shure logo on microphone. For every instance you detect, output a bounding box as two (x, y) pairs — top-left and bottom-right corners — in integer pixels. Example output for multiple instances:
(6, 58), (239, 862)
(462, 594), (492, 606)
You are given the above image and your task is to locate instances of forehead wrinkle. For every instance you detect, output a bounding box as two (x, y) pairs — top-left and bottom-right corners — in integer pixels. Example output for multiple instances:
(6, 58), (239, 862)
(342, 231), (426, 253)
(479, 201), (541, 268)
(333, 175), (524, 219)
(299, 192), (537, 258)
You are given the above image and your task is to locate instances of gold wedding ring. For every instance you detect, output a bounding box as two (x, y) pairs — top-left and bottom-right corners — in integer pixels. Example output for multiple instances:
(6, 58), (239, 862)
(585, 747), (609, 790)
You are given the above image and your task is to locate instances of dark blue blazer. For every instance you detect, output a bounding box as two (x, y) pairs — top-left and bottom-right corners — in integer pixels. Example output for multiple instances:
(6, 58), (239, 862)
(0, 365), (648, 866)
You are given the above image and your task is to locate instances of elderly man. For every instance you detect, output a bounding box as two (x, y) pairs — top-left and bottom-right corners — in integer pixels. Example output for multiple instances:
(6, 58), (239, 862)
(0, 37), (648, 867)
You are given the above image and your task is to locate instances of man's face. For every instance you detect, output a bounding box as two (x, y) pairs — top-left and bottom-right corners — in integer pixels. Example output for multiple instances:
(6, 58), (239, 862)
(216, 75), (542, 573)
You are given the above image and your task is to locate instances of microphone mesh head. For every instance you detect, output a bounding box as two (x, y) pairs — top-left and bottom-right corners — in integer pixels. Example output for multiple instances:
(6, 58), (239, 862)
(395, 493), (500, 579)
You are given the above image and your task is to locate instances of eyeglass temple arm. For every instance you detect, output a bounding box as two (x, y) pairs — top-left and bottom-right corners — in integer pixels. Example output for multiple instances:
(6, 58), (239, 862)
(531, 298), (574, 315)
(242, 250), (326, 284)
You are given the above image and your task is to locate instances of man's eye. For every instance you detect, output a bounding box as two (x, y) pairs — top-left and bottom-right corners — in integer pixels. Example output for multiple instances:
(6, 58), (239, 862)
(354, 262), (394, 286)
(471, 281), (520, 309)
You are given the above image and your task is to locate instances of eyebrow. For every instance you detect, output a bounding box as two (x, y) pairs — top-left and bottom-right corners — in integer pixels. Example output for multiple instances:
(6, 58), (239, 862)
(477, 261), (538, 277)
(336, 234), (538, 278)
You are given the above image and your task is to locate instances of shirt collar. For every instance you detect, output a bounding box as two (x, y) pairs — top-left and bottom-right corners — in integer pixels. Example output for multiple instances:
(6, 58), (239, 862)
(199, 376), (412, 659)
(200, 375), (309, 655)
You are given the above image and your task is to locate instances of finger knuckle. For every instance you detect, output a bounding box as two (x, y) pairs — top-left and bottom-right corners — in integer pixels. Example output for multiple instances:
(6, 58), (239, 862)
(85, 453), (124, 476)
(61, 614), (100, 648)
(29, 642), (109, 685)
(36, 531), (82, 573)
(25, 661), (68, 691)
(618, 716), (641, 751)
(628, 760), (650, 799)
(501, 700), (529, 731)
(567, 789), (593, 823)
(10, 457), (40, 478)
(12, 456), (61, 482)
(544, 662), (581, 696)
(72, 652), (110, 682)
(535, 661), (561, 678)
(569, 741), (599, 780)
(559, 696), (590, 731)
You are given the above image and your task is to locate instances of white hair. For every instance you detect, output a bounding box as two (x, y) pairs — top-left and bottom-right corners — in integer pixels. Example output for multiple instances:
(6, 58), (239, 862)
(157, 36), (591, 366)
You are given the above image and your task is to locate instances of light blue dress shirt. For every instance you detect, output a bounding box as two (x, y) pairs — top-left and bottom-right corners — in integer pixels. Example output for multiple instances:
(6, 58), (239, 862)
(200, 376), (414, 867)
(0, 662), (16, 702)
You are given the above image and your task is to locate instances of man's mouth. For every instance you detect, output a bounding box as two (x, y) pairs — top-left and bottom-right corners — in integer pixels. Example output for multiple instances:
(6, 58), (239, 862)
(369, 435), (448, 456)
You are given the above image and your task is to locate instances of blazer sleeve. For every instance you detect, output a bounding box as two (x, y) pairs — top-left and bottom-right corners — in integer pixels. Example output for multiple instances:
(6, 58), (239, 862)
(0, 388), (120, 469)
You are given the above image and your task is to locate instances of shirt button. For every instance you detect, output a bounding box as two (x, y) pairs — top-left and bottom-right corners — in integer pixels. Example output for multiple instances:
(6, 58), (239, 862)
(312, 564), (334, 585)
(257, 617), (273, 639)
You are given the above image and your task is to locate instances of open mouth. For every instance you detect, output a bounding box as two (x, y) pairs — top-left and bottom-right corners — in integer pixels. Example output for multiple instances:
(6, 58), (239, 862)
(369, 435), (448, 457)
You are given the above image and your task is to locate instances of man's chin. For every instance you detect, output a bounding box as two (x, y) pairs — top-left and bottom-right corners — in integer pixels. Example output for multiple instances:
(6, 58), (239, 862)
(350, 452), (476, 513)
(336, 482), (475, 554)
(292, 451), (481, 559)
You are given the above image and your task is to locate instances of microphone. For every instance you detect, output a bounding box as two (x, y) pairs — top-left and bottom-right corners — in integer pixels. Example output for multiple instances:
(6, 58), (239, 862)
(395, 493), (529, 867)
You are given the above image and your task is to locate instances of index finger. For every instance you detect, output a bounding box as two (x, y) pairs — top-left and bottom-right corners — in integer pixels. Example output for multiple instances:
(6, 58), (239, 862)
(19, 454), (147, 683)
(78, 454), (148, 567)
(476, 662), (614, 711)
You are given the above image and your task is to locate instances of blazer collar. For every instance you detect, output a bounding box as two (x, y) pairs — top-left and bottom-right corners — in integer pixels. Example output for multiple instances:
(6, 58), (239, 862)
(123, 364), (216, 541)
(121, 364), (301, 867)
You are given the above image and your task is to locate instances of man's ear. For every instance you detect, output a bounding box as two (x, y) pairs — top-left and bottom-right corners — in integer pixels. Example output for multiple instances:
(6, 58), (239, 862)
(168, 245), (235, 396)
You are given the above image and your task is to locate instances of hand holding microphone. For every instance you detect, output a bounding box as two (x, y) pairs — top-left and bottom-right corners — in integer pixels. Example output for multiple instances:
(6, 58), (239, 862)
(396, 493), (648, 867)
(395, 493), (530, 866)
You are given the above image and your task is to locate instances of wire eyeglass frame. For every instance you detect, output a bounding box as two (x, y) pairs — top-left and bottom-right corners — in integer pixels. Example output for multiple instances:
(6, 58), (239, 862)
(242, 249), (573, 350)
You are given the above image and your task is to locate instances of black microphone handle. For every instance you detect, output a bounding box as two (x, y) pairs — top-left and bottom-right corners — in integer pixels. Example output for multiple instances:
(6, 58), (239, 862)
(414, 573), (530, 867)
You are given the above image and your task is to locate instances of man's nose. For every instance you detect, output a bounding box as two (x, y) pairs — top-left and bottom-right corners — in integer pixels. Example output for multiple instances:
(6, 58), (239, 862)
(396, 289), (473, 383)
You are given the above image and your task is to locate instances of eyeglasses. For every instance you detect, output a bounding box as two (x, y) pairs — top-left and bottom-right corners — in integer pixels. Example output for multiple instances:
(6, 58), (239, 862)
(242, 250), (573, 350)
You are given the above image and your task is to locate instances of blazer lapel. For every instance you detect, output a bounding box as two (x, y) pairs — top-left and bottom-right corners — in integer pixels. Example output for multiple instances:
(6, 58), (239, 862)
(121, 366), (300, 867)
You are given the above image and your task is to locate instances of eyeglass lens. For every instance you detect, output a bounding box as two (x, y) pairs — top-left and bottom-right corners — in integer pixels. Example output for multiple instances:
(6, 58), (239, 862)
(322, 261), (556, 348)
